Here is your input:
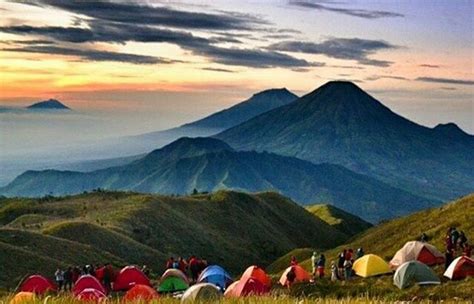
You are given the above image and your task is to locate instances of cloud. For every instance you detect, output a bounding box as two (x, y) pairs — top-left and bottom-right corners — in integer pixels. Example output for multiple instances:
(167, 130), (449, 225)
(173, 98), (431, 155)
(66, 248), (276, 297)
(416, 77), (474, 85)
(289, 1), (404, 19)
(0, 21), (317, 68)
(269, 38), (397, 67)
(365, 75), (407, 81)
(33, 0), (266, 30)
(3, 45), (173, 64)
(419, 64), (440, 68)
(201, 67), (236, 73)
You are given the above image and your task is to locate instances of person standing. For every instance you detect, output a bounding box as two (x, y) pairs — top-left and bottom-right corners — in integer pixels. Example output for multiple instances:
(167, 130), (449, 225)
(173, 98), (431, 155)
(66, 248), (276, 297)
(55, 268), (64, 291)
(330, 261), (338, 282)
(285, 266), (296, 289)
(63, 267), (73, 291)
(343, 257), (352, 281)
(311, 251), (318, 277)
(317, 254), (326, 278)
(290, 256), (298, 266)
(337, 250), (346, 279)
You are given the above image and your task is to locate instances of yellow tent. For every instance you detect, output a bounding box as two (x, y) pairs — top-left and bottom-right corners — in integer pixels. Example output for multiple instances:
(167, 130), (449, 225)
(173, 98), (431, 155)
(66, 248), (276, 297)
(353, 254), (392, 277)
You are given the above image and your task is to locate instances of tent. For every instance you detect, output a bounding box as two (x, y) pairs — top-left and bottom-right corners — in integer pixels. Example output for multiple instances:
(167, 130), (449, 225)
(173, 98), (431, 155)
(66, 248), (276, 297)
(181, 283), (222, 303)
(279, 265), (311, 286)
(444, 256), (474, 280)
(240, 266), (271, 288)
(124, 284), (159, 301)
(393, 261), (440, 289)
(10, 292), (35, 304)
(75, 288), (107, 302)
(19, 275), (56, 295)
(353, 254), (392, 277)
(113, 266), (151, 291)
(73, 275), (106, 296)
(224, 277), (269, 297)
(197, 265), (233, 289)
(390, 241), (444, 269)
(158, 269), (189, 293)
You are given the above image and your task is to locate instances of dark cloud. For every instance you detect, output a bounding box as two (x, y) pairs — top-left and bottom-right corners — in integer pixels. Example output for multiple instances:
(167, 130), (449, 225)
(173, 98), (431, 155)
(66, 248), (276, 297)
(201, 67), (236, 73)
(34, 0), (266, 30)
(419, 64), (440, 68)
(0, 22), (316, 68)
(365, 75), (407, 81)
(2, 45), (172, 64)
(416, 77), (474, 85)
(269, 38), (397, 67)
(289, 1), (404, 19)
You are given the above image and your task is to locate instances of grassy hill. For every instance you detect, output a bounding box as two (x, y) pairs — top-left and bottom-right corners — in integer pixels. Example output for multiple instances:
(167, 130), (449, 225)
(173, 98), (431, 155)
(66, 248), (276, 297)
(0, 190), (346, 289)
(266, 194), (474, 300)
(306, 204), (372, 237)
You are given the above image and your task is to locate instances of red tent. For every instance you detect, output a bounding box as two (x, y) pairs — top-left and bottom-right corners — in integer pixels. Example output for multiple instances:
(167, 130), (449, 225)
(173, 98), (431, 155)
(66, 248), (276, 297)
(124, 284), (159, 301)
(19, 275), (57, 295)
(444, 256), (474, 280)
(224, 277), (269, 297)
(113, 266), (151, 291)
(240, 266), (271, 288)
(73, 275), (106, 296)
(76, 288), (107, 302)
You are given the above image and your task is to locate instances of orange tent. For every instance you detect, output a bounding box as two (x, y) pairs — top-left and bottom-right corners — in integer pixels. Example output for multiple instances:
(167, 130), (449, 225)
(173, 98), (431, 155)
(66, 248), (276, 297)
(10, 292), (35, 304)
(75, 288), (107, 302)
(224, 277), (269, 297)
(279, 265), (311, 286)
(240, 266), (271, 288)
(123, 284), (159, 301)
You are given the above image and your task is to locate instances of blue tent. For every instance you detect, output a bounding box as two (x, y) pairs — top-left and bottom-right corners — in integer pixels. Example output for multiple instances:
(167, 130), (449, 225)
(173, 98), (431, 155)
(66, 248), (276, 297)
(197, 265), (233, 290)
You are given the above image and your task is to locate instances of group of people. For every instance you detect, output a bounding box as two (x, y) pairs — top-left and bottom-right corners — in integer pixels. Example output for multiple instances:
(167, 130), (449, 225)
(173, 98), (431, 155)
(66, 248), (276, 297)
(444, 227), (471, 270)
(165, 256), (208, 282)
(54, 263), (115, 292)
(330, 247), (363, 282)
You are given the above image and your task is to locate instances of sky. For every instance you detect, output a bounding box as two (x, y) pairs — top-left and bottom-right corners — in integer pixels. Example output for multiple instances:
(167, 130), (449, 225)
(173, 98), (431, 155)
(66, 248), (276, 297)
(0, 0), (473, 148)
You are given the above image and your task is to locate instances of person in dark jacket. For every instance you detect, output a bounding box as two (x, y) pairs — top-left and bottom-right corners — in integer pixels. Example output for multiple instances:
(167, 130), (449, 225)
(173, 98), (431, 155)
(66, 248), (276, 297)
(63, 267), (73, 291)
(286, 267), (296, 288)
(317, 254), (326, 278)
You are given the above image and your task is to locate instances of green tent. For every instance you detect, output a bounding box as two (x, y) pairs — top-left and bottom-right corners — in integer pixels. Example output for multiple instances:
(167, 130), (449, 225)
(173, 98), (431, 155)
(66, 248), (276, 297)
(393, 261), (440, 289)
(158, 276), (189, 293)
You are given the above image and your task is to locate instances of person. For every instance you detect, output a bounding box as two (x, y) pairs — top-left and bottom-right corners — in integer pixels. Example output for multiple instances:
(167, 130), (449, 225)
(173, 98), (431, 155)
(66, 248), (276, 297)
(55, 268), (64, 291)
(103, 263), (114, 293)
(63, 267), (73, 291)
(420, 233), (428, 243)
(189, 256), (199, 282)
(451, 228), (460, 250)
(445, 249), (454, 270)
(286, 266), (296, 288)
(142, 265), (150, 277)
(172, 259), (180, 269)
(72, 266), (81, 284)
(463, 243), (472, 257)
(346, 249), (354, 263)
(458, 231), (468, 249)
(311, 251), (318, 277)
(446, 234), (454, 252)
(330, 261), (338, 282)
(337, 250), (346, 279)
(178, 257), (187, 273)
(166, 257), (175, 269)
(343, 257), (352, 281)
(89, 265), (96, 277)
(317, 254), (326, 278)
(290, 256), (298, 266)
(356, 247), (364, 259)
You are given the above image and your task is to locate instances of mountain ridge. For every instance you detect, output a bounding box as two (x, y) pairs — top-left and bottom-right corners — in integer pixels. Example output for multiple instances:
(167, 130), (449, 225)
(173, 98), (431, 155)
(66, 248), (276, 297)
(26, 99), (70, 110)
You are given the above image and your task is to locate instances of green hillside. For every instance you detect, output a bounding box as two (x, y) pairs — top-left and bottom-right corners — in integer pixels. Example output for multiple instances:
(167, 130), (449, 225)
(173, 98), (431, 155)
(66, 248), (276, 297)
(0, 190), (346, 289)
(306, 204), (372, 237)
(270, 194), (474, 275)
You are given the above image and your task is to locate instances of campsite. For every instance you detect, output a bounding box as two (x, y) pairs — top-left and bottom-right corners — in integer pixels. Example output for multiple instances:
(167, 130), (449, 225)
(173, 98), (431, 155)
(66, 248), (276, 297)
(0, 192), (473, 302)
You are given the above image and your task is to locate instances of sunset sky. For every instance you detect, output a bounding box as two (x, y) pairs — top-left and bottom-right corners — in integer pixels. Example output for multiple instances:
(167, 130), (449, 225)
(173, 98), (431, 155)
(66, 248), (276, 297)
(0, 0), (473, 136)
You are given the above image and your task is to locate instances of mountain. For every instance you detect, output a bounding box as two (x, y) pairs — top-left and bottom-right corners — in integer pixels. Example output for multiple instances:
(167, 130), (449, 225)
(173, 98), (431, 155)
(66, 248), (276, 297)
(1, 137), (436, 222)
(0, 190), (346, 288)
(215, 81), (474, 201)
(26, 99), (70, 110)
(113, 88), (298, 156)
(306, 204), (372, 237)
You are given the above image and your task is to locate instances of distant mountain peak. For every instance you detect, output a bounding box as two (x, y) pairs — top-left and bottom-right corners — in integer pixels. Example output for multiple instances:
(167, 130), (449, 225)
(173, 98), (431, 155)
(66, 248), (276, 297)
(27, 99), (70, 110)
(434, 123), (471, 137)
(146, 137), (233, 160)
